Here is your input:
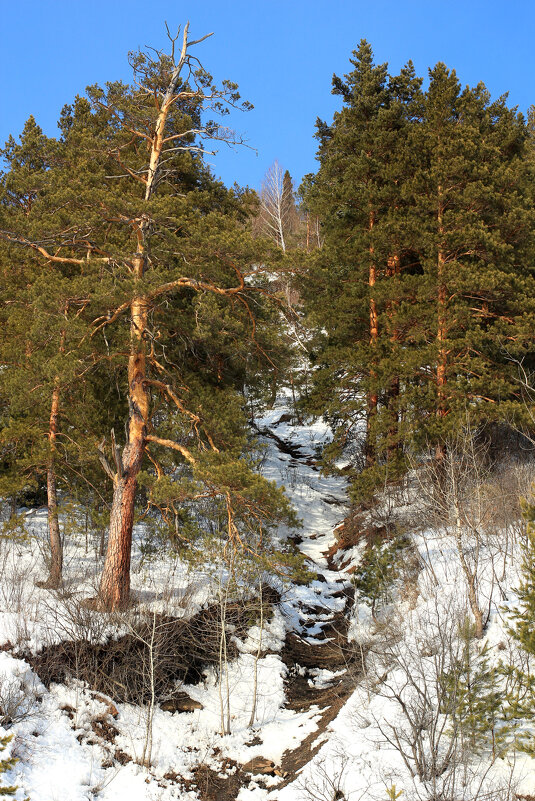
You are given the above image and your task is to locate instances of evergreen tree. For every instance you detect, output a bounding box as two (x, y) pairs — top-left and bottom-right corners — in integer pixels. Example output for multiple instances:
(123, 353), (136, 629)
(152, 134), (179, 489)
(352, 534), (408, 620)
(1, 24), (296, 609)
(301, 44), (534, 501)
(301, 42), (425, 497)
(0, 734), (19, 797)
(442, 621), (506, 758)
(410, 66), (533, 455)
(0, 117), (120, 586)
(503, 496), (535, 754)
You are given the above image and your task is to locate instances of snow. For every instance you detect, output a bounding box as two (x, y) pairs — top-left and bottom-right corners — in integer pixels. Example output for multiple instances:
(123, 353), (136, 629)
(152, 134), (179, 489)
(0, 388), (534, 800)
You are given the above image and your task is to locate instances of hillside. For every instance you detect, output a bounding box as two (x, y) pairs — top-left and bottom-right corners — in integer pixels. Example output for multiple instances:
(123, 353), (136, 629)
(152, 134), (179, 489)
(0, 389), (534, 801)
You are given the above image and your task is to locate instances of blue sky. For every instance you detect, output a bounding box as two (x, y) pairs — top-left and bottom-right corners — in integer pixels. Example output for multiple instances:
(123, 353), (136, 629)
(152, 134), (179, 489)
(1, 1), (534, 191)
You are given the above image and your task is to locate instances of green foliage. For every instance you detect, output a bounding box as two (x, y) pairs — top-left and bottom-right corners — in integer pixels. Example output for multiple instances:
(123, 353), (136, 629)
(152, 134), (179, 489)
(0, 734), (19, 797)
(502, 496), (535, 754)
(300, 40), (535, 500)
(441, 620), (508, 758)
(0, 29), (296, 592)
(0, 513), (29, 543)
(352, 533), (409, 619)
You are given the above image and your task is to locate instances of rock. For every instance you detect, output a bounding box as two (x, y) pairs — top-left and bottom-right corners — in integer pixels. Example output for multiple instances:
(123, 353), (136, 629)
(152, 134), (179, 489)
(242, 756), (277, 775)
(161, 692), (203, 713)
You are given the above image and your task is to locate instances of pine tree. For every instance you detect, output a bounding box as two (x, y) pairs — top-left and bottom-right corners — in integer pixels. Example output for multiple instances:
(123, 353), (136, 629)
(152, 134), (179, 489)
(301, 44), (534, 502)
(503, 497), (535, 754)
(442, 620), (506, 758)
(410, 66), (533, 454)
(352, 534), (408, 620)
(0, 734), (19, 797)
(301, 42), (425, 497)
(1, 24), (296, 609)
(0, 117), (119, 586)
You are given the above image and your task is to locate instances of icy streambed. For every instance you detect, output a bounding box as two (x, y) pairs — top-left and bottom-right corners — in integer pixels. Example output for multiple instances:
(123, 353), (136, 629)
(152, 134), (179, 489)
(0, 392), (353, 801)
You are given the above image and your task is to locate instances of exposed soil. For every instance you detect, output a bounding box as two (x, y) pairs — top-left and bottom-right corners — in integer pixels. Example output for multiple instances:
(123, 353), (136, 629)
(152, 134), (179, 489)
(252, 422), (309, 461)
(277, 677), (355, 790)
(26, 589), (279, 706)
(29, 426), (362, 799)
(282, 610), (358, 674)
(181, 761), (255, 801)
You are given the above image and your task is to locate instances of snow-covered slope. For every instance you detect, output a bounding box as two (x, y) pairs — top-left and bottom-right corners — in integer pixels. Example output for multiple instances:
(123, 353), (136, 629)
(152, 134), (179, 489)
(0, 391), (534, 801)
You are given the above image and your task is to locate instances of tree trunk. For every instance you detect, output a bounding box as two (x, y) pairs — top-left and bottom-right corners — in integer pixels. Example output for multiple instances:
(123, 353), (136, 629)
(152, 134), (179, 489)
(98, 468), (138, 610)
(40, 329), (65, 588)
(45, 463), (62, 588)
(436, 188), (447, 460)
(98, 242), (150, 610)
(365, 210), (378, 468)
(386, 254), (401, 462)
(387, 375), (400, 462)
(97, 25), (195, 610)
(46, 385), (62, 587)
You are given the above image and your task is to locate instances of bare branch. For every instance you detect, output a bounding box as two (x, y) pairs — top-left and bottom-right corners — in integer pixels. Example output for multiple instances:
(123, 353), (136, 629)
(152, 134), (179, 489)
(110, 428), (124, 478)
(145, 434), (196, 465)
(97, 438), (117, 484)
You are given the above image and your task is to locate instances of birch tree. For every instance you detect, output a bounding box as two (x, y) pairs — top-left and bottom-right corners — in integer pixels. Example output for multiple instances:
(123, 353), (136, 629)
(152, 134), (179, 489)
(258, 160), (298, 252)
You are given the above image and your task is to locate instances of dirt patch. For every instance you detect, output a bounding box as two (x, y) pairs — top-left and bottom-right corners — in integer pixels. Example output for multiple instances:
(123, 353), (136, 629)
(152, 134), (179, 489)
(276, 680), (354, 790)
(275, 596), (363, 790)
(91, 716), (119, 743)
(182, 761), (251, 801)
(26, 590), (279, 706)
(326, 517), (392, 568)
(281, 609), (359, 673)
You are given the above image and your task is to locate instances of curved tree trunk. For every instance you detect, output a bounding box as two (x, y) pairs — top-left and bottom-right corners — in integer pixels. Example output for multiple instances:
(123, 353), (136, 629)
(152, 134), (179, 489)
(98, 290), (149, 610)
(97, 24), (209, 610)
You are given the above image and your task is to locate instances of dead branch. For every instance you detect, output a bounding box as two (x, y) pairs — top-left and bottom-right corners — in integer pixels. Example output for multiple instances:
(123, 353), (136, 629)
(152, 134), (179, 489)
(144, 434), (196, 465)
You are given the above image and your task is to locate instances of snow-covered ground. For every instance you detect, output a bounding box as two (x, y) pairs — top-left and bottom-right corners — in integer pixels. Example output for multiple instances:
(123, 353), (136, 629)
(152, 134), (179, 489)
(0, 390), (534, 800)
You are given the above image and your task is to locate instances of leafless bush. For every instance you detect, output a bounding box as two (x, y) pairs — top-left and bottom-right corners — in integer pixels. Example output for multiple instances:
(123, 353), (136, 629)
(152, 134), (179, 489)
(0, 542), (38, 615)
(415, 428), (499, 637)
(0, 671), (40, 728)
(365, 472), (414, 535)
(364, 597), (467, 800)
(413, 427), (535, 639)
(361, 593), (522, 801)
(39, 585), (112, 646)
(296, 751), (367, 801)
(28, 587), (277, 704)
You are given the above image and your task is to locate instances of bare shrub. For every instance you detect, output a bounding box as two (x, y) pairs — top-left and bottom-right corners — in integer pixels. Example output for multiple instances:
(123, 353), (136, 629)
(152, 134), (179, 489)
(0, 671), (40, 728)
(361, 593), (521, 801)
(415, 428), (498, 637)
(28, 588), (278, 705)
(296, 751), (368, 801)
(364, 597), (467, 800)
(0, 543), (38, 616)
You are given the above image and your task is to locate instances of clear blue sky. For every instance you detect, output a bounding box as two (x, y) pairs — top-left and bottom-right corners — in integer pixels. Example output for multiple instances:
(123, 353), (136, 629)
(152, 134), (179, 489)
(1, 1), (533, 191)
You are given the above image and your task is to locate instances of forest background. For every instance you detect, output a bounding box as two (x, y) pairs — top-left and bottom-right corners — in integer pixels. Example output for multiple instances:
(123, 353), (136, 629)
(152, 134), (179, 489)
(2, 3), (535, 800)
